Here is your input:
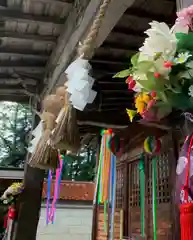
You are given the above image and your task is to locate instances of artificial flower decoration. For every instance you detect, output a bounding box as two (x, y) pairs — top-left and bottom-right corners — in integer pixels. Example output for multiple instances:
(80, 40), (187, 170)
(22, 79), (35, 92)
(126, 109), (137, 122)
(1, 182), (23, 203)
(114, 5), (193, 122)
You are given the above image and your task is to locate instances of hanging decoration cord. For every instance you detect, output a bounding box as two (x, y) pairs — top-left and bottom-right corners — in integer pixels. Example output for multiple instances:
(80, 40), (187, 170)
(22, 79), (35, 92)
(95, 129), (117, 238)
(185, 135), (193, 200)
(139, 153), (145, 237)
(152, 157), (157, 240)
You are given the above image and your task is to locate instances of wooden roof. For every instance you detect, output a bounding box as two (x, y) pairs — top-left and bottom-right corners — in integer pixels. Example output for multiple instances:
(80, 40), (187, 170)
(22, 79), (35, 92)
(0, 0), (74, 102)
(0, 0), (177, 136)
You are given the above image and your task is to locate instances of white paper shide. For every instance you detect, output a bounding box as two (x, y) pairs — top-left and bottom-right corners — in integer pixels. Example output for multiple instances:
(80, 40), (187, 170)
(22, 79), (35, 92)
(65, 57), (97, 111)
(28, 121), (43, 153)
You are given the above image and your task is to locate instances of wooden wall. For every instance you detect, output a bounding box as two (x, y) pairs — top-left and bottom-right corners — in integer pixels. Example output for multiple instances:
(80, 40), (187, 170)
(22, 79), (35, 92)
(96, 207), (121, 240)
(94, 132), (179, 240)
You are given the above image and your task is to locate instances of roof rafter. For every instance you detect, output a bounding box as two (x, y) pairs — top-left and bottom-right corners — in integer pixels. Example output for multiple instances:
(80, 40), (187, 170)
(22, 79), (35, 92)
(0, 31), (57, 43)
(0, 47), (49, 59)
(0, 59), (46, 67)
(0, 7), (65, 24)
(0, 77), (37, 85)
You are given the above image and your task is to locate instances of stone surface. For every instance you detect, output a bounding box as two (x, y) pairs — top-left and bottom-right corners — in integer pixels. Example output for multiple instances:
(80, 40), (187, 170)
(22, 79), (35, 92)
(37, 205), (93, 240)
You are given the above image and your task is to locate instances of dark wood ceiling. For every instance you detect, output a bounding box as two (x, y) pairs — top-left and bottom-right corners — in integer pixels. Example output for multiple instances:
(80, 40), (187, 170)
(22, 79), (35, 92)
(0, 0), (74, 102)
(0, 0), (177, 136)
(77, 0), (177, 133)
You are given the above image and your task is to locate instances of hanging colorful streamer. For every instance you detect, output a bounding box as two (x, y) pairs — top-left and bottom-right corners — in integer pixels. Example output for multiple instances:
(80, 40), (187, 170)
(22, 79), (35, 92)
(143, 137), (161, 239)
(46, 153), (64, 225)
(95, 129), (117, 240)
(152, 157), (157, 240)
(139, 153), (145, 237)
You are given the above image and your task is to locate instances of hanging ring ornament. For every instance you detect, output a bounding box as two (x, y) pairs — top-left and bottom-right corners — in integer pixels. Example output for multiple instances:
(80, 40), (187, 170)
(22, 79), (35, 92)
(144, 136), (161, 155)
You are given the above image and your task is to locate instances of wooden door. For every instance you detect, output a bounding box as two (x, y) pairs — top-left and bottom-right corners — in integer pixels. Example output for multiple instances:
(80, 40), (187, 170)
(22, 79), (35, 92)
(125, 151), (173, 239)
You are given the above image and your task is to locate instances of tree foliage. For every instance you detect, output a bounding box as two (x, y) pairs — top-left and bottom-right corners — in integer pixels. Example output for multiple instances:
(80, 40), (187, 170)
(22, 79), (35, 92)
(0, 102), (32, 167)
(0, 101), (96, 181)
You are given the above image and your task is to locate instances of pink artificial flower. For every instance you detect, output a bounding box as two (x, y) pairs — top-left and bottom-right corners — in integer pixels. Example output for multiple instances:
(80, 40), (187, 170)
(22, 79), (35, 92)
(147, 99), (156, 110)
(176, 5), (193, 29)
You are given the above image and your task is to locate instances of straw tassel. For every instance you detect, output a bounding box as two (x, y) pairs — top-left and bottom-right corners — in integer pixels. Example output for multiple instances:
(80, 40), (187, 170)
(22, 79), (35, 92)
(29, 111), (58, 170)
(51, 84), (80, 152)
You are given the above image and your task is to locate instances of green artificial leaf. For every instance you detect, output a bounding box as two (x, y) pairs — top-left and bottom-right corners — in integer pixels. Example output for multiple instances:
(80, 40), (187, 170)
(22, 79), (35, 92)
(178, 69), (193, 79)
(166, 91), (191, 110)
(169, 75), (182, 92)
(155, 102), (172, 120)
(176, 32), (193, 52)
(138, 72), (166, 91)
(157, 91), (169, 103)
(113, 69), (131, 78)
(137, 61), (153, 72)
(131, 52), (140, 67)
(186, 60), (193, 69)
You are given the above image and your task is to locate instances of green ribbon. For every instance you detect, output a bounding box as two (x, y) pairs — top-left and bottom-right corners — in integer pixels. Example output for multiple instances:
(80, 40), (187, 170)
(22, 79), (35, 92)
(139, 153), (145, 237)
(104, 200), (108, 232)
(152, 157), (157, 240)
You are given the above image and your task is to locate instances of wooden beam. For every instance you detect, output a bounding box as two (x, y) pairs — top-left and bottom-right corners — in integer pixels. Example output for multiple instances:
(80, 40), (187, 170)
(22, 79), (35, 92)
(0, 88), (36, 95)
(0, 60), (46, 67)
(30, 0), (73, 5)
(93, 0), (136, 48)
(43, 0), (136, 95)
(77, 110), (129, 126)
(0, 94), (29, 103)
(14, 161), (44, 240)
(0, 66), (44, 74)
(0, 8), (65, 24)
(0, 31), (57, 43)
(0, 47), (49, 59)
(0, 78), (37, 85)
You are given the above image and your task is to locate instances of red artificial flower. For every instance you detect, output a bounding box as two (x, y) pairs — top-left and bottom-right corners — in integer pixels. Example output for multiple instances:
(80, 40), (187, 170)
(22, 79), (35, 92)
(128, 80), (136, 89)
(164, 61), (173, 68)
(126, 76), (133, 84)
(151, 91), (157, 98)
(154, 72), (161, 78)
(8, 207), (16, 220)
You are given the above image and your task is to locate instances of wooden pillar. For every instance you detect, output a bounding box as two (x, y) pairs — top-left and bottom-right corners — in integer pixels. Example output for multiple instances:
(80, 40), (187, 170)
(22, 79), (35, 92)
(13, 100), (44, 240)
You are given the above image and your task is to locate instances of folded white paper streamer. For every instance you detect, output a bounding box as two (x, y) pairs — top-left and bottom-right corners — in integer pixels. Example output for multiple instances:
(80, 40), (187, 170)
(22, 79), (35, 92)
(28, 121), (43, 153)
(65, 57), (97, 111)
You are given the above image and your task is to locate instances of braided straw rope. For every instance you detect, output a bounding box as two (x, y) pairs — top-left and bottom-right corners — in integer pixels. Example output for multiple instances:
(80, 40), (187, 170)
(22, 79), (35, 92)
(50, 0), (112, 154)
(78, 0), (111, 59)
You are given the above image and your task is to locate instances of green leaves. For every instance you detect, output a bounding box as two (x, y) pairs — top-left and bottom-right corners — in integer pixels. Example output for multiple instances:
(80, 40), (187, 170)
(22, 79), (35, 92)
(154, 102), (172, 120)
(138, 72), (165, 92)
(186, 60), (193, 69)
(166, 91), (192, 110)
(113, 69), (131, 78)
(176, 32), (193, 52)
(131, 52), (140, 66)
(137, 61), (153, 72)
(177, 69), (193, 80)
